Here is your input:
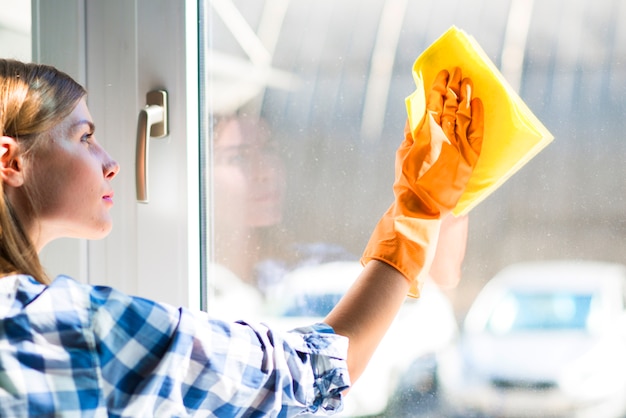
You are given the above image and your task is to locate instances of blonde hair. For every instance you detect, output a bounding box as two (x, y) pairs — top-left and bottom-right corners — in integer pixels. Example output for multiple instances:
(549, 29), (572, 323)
(0, 59), (86, 284)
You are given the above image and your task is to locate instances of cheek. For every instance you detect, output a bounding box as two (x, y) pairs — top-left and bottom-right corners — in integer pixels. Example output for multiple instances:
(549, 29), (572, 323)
(275, 165), (287, 197)
(214, 167), (249, 200)
(25, 161), (66, 210)
(213, 168), (249, 226)
(34, 156), (100, 216)
(36, 173), (82, 218)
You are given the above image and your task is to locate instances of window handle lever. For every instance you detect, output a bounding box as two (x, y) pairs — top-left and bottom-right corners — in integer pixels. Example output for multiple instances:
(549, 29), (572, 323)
(136, 90), (168, 203)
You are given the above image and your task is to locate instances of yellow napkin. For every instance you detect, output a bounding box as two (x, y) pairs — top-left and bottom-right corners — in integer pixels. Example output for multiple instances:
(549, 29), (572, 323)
(406, 26), (554, 216)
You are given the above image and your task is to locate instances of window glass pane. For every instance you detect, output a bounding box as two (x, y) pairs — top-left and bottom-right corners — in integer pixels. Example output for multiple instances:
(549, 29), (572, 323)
(201, 1), (626, 416)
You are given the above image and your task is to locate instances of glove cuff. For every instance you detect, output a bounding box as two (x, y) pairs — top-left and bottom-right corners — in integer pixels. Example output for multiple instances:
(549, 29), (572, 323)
(361, 209), (441, 298)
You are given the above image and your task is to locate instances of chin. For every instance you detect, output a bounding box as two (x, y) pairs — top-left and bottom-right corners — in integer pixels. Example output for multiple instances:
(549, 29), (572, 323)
(87, 222), (113, 240)
(249, 212), (283, 228)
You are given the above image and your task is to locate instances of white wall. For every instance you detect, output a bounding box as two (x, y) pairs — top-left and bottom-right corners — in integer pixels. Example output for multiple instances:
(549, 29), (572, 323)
(0, 0), (31, 61)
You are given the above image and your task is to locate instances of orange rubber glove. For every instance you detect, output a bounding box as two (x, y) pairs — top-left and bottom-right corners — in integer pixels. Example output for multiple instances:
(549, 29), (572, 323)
(361, 67), (483, 297)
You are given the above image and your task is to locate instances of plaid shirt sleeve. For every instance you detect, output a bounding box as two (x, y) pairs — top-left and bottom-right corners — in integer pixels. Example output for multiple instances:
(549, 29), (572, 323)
(0, 275), (350, 417)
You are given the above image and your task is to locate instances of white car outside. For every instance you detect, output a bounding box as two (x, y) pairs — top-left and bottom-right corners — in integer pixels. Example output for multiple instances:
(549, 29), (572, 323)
(438, 260), (626, 418)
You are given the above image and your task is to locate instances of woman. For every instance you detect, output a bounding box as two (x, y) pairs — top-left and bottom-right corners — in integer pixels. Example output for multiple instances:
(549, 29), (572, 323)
(211, 115), (288, 301)
(210, 114), (360, 318)
(0, 59), (482, 416)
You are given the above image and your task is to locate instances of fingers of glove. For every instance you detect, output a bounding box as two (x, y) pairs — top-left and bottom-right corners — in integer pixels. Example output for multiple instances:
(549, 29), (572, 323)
(427, 69), (450, 125)
(467, 97), (484, 156)
(403, 118), (413, 146)
(456, 76), (473, 122)
(455, 97), (484, 168)
(441, 67), (463, 141)
(455, 77), (482, 165)
(400, 117), (431, 181)
(455, 78), (474, 159)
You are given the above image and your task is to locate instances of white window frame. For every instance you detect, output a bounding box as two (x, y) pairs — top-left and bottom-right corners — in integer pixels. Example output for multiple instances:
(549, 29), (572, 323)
(32, 0), (201, 310)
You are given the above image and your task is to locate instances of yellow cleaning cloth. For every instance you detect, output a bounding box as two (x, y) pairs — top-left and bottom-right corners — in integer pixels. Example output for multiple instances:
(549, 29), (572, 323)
(406, 26), (554, 216)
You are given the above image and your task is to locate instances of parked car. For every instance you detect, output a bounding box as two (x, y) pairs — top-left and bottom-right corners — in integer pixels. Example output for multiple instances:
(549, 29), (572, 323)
(262, 261), (459, 417)
(438, 260), (626, 418)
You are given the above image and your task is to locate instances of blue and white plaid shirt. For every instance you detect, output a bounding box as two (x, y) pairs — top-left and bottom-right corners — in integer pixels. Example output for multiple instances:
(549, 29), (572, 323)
(0, 275), (350, 417)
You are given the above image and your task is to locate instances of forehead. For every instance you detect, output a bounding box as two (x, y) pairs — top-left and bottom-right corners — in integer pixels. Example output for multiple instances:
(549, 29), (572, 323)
(215, 118), (271, 148)
(55, 99), (94, 134)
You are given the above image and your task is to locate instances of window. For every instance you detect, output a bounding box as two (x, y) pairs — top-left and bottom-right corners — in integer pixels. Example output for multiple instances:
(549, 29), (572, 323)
(200, 0), (626, 416)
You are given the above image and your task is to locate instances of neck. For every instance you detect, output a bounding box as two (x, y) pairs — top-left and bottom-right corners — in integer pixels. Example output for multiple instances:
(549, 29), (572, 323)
(215, 227), (261, 286)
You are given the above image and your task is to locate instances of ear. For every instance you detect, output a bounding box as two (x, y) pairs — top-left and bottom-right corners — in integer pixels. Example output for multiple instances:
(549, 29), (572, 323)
(0, 136), (24, 188)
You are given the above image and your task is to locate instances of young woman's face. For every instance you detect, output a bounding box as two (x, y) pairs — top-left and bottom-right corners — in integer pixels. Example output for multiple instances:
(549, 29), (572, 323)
(23, 98), (119, 248)
(213, 118), (286, 231)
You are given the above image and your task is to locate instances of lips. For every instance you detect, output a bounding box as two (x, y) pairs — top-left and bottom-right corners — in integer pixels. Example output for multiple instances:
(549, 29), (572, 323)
(102, 192), (114, 203)
(252, 192), (278, 202)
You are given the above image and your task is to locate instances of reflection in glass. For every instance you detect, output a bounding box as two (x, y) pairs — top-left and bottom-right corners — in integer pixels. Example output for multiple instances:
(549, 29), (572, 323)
(201, 0), (626, 416)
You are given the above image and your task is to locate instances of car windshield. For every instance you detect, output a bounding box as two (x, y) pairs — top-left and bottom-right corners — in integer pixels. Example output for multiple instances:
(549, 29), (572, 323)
(486, 291), (594, 334)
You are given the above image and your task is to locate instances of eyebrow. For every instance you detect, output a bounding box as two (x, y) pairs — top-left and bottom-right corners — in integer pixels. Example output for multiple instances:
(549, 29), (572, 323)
(69, 119), (96, 133)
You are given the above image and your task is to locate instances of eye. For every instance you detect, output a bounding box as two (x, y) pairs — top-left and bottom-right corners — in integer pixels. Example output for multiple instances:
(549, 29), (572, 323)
(81, 131), (94, 144)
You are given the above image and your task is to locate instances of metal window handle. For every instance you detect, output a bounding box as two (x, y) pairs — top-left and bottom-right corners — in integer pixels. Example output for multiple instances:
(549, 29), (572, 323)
(136, 90), (168, 203)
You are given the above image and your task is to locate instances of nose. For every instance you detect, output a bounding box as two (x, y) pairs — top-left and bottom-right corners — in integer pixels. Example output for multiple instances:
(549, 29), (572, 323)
(248, 148), (281, 180)
(103, 153), (120, 180)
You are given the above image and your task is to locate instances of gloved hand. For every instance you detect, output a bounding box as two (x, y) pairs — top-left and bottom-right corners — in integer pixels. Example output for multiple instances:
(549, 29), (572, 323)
(361, 67), (483, 297)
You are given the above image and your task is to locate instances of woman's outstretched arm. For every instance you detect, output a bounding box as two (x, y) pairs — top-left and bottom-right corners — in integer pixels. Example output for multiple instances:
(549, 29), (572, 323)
(324, 260), (409, 383)
(325, 67), (484, 386)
